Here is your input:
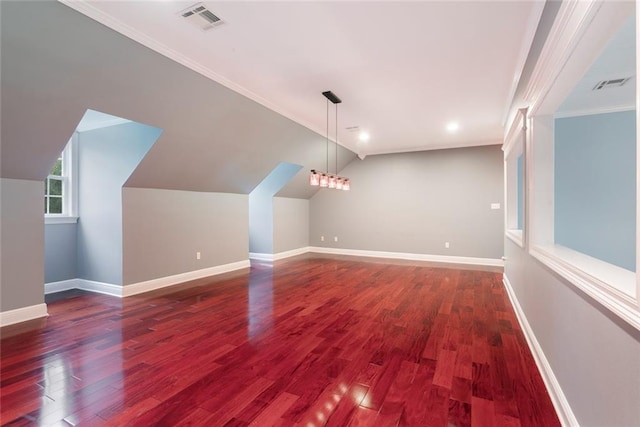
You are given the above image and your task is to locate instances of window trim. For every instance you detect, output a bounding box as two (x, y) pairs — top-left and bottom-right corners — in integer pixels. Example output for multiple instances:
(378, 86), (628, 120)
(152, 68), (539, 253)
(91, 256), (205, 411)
(504, 108), (527, 248)
(519, 0), (640, 330)
(45, 133), (78, 224)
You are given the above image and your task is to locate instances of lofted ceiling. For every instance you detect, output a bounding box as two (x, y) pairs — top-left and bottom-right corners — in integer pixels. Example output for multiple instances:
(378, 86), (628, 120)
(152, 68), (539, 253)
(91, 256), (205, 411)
(61, 0), (545, 157)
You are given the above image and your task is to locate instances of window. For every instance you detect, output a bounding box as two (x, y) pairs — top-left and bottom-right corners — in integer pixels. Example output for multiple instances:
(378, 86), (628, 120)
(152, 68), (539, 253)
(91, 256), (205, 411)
(523, 1), (639, 329)
(504, 108), (527, 248)
(45, 133), (78, 224)
(45, 154), (64, 214)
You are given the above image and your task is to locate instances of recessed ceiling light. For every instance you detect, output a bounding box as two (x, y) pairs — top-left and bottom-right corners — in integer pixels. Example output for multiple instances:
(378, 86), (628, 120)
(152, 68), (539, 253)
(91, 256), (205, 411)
(446, 122), (460, 132)
(358, 131), (370, 142)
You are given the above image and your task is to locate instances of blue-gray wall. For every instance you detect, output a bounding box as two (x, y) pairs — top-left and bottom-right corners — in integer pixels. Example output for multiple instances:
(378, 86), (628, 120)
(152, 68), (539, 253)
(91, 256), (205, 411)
(249, 162), (302, 255)
(555, 110), (636, 271)
(44, 223), (77, 283)
(77, 122), (161, 285)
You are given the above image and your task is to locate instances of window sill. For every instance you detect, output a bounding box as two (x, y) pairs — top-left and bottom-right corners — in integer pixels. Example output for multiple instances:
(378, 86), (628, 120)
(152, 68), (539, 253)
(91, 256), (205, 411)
(530, 244), (639, 330)
(45, 216), (79, 225)
(506, 229), (524, 248)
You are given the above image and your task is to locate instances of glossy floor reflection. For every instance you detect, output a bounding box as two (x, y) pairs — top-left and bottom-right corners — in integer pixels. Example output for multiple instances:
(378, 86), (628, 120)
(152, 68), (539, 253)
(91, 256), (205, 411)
(0, 256), (560, 426)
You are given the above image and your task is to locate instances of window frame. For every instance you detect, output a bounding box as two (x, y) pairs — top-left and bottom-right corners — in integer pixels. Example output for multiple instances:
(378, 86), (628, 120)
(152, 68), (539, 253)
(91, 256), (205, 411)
(504, 108), (528, 249)
(520, 0), (639, 330)
(45, 133), (78, 224)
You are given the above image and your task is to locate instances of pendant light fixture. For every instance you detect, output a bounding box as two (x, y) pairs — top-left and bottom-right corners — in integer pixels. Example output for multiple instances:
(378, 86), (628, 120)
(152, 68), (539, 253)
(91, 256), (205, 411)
(309, 91), (350, 191)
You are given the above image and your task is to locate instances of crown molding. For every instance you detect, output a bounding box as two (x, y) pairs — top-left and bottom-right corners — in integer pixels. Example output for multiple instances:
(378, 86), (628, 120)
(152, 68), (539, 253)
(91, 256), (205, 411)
(522, 1), (603, 114)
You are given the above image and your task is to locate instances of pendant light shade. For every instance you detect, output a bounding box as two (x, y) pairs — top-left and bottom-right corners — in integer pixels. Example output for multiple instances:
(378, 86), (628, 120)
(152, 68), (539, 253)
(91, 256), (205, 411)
(309, 170), (320, 186)
(309, 91), (351, 191)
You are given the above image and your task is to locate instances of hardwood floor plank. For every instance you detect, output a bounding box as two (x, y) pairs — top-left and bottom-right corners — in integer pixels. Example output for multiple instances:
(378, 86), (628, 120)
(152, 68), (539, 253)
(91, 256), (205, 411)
(1, 256), (560, 427)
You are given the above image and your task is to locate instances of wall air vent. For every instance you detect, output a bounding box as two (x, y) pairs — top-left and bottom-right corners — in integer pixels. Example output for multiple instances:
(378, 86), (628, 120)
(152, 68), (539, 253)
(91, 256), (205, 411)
(592, 77), (631, 90)
(179, 3), (223, 31)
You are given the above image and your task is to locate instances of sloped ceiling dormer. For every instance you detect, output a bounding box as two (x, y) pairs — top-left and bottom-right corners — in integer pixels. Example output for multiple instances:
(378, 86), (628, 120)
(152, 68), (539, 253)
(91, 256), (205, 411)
(0, 1), (354, 198)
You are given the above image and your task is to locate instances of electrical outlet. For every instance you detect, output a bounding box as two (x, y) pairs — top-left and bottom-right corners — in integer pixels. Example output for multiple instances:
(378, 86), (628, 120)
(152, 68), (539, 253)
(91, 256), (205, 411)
(334, 236), (338, 242)
(445, 242), (450, 249)
(196, 251), (201, 260)
(321, 236), (325, 242)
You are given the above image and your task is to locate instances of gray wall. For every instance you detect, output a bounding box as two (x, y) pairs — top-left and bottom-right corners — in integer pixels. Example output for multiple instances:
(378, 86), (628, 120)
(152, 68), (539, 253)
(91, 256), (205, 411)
(505, 239), (640, 426)
(0, 179), (44, 311)
(310, 145), (504, 259)
(555, 111), (636, 271)
(77, 122), (160, 285)
(273, 197), (309, 254)
(122, 188), (249, 285)
(44, 224), (77, 283)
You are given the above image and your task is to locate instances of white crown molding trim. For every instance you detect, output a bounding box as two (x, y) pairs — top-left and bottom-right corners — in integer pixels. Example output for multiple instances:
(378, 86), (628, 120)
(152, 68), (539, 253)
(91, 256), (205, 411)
(0, 304), (48, 327)
(56, 1), (345, 152)
(500, 1), (546, 127)
(503, 108), (527, 158)
(362, 139), (501, 157)
(554, 104), (635, 119)
(122, 260), (250, 297)
(308, 247), (504, 267)
(502, 274), (578, 427)
(522, 0), (603, 114)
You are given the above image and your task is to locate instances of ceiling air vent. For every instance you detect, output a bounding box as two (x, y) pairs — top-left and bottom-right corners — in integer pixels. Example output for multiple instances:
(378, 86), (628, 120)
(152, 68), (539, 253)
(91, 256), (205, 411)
(592, 77), (631, 90)
(180, 3), (223, 31)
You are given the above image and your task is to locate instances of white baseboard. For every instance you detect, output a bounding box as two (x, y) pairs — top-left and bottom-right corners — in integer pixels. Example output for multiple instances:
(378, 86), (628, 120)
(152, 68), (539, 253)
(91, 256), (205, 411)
(45, 278), (123, 297)
(45, 278), (81, 294)
(274, 246), (311, 261)
(122, 259), (251, 297)
(43, 260), (251, 299)
(308, 246), (504, 267)
(80, 279), (124, 297)
(250, 247), (312, 262)
(0, 303), (48, 327)
(502, 274), (578, 427)
(249, 252), (275, 262)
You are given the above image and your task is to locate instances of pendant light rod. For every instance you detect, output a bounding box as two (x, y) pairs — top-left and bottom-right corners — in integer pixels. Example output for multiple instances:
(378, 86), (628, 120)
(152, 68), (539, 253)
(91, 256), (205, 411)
(310, 90), (349, 191)
(335, 102), (338, 175)
(326, 97), (329, 177)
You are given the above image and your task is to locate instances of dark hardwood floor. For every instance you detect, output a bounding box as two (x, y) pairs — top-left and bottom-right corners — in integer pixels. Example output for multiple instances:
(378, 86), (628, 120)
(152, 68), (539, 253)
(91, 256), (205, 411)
(0, 255), (560, 426)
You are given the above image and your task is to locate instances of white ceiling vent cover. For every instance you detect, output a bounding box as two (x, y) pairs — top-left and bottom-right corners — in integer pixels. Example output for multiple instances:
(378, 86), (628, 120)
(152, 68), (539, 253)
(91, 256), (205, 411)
(179, 3), (223, 31)
(592, 77), (631, 90)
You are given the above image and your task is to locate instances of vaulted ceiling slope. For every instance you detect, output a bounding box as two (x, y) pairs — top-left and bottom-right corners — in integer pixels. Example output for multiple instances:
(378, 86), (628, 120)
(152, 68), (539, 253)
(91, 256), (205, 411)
(0, 1), (355, 198)
(63, 1), (544, 156)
